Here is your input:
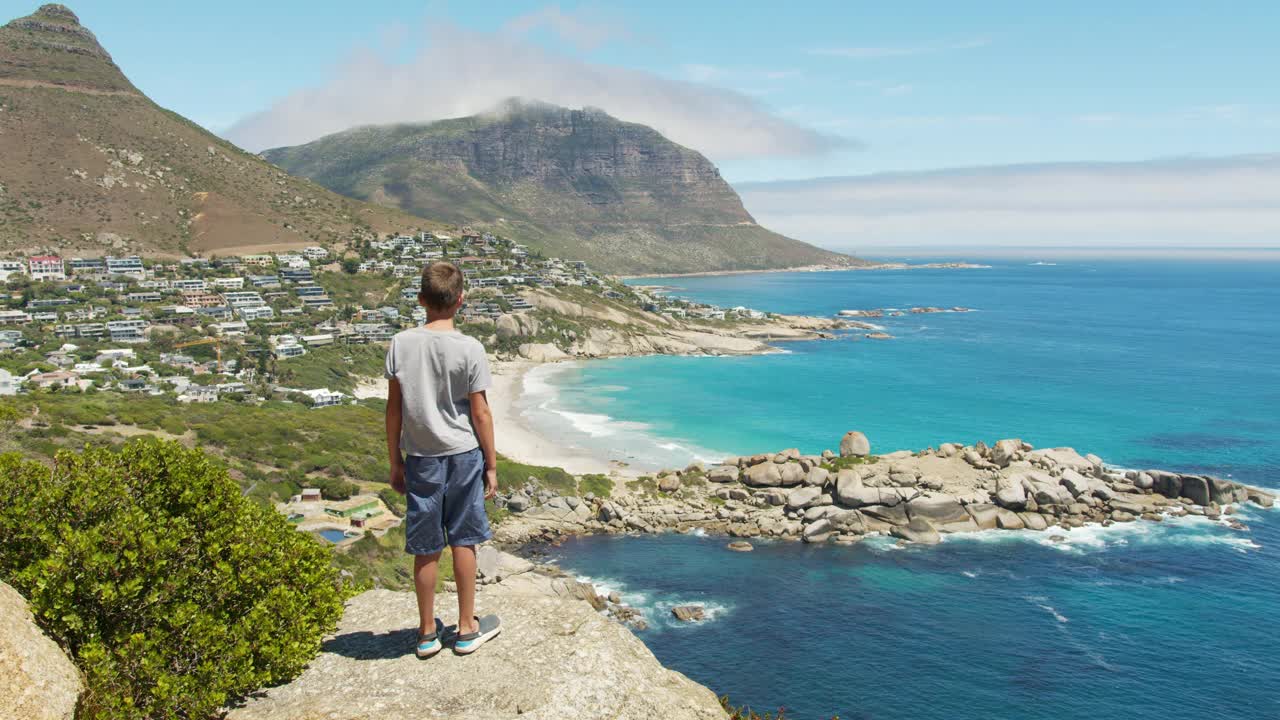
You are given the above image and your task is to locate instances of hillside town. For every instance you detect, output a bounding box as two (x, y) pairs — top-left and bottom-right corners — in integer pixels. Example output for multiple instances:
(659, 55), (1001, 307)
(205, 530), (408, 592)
(0, 230), (754, 404)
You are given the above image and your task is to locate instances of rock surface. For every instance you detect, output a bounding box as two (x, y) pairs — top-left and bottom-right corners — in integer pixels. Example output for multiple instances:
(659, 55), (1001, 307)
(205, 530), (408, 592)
(839, 431), (871, 457)
(0, 582), (82, 720)
(228, 579), (726, 720)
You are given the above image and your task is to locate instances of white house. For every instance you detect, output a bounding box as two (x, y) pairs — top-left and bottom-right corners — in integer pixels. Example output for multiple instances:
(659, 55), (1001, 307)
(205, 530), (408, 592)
(28, 255), (66, 281)
(0, 368), (19, 396)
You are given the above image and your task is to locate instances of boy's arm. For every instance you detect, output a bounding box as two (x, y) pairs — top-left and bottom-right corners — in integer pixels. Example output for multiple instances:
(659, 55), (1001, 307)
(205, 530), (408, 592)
(386, 377), (405, 494)
(469, 390), (498, 499)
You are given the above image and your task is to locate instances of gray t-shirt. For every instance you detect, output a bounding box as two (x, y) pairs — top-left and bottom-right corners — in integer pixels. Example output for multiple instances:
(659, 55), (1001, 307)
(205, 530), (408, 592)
(384, 327), (492, 457)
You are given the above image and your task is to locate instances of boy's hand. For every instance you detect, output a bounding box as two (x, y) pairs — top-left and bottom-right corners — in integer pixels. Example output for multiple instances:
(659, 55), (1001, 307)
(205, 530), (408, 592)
(484, 468), (498, 500)
(390, 460), (406, 495)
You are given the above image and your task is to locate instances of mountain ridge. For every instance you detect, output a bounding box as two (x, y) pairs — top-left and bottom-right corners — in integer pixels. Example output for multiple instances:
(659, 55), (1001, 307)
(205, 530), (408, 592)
(0, 4), (430, 258)
(263, 99), (863, 274)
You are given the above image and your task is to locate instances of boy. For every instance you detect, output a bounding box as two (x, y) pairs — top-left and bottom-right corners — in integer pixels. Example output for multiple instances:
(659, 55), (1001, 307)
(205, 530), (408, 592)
(385, 261), (501, 657)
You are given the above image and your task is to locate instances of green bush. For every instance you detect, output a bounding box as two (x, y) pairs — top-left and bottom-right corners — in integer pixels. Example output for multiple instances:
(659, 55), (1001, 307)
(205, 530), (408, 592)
(578, 473), (613, 498)
(0, 440), (348, 720)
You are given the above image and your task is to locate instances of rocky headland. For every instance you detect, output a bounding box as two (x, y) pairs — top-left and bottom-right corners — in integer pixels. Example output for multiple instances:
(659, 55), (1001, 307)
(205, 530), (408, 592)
(499, 287), (873, 363)
(494, 432), (1275, 548)
(225, 566), (726, 720)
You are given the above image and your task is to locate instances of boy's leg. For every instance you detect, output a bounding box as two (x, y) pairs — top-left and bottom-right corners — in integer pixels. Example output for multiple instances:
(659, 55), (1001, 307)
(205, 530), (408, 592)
(442, 448), (494, 637)
(452, 544), (478, 635)
(413, 551), (442, 635)
(402, 455), (448, 636)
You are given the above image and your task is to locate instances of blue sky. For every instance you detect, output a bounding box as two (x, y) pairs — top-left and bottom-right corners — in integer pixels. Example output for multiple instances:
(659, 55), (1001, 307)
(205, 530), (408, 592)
(8, 0), (1276, 180)
(5, 0), (1279, 253)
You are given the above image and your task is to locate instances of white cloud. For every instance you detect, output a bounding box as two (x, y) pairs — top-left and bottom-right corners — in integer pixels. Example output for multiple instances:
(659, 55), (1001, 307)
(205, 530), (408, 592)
(224, 17), (849, 160)
(809, 38), (989, 59)
(737, 155), (1280, 256)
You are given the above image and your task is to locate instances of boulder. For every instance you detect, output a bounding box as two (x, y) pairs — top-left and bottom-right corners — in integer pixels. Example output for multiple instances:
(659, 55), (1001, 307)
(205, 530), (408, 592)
(994, 477), (1028, 510)
(763, 490), (788, 506)
(517, 342), (570, 362)
(1247, 488), (1275, 508)
(1059, 469), (1093, 498)
(1207, 477), (1238, 505)
(1029, 447), (1093, 472)
(990, 439), (1021, 467)
(726, 541), (754, 552)
(506, 493), (530, 513)
(1018, 512), (1049, 531)
(837, 484), (897, 508)
(743, 462), (783, 487)
(906, 494), (971, 528)
(802, 518), (834, 543)
(938, 442), (960, 457)
(777, 462), (807, 487)
(839, 431), (871, 457)
(828, 509), (867, 535)
(786, 486), (823, 510)
(861, 503), (910, 527)
(657, 475), (681, 493)
(1178, 475), (1211, 506)
(995, 508), (1025, 530)
(1133, 472), (1155, 490)
(728, 488), (751, 501)
(671, 605), (705, 622)
(965, 503), (1002, 531)
(1148, 470), (1182, 498)
(0, 582), (82, 720)
(890, 518), (942, 545)
(707, 465), (739, 483)
(804, 467), (831, 487)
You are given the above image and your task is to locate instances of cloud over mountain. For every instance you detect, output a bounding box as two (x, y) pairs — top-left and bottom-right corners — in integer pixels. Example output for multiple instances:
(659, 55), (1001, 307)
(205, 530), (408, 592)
(225, 19), (848, 160)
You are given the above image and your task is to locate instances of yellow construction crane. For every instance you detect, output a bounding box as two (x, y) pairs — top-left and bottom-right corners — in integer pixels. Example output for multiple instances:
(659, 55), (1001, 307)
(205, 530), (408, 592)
(175, 337), (223, 373)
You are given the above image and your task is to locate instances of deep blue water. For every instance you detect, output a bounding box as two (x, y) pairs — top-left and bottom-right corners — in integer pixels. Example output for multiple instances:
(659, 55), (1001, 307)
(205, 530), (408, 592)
(552, 513), (1279, 720)
(524, 261), (1280, 484)
(530, 260), (1280, 719)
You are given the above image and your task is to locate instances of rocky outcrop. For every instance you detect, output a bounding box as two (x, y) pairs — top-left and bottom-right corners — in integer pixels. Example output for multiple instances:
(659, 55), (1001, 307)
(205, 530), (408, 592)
(0, 581), (82, 720)
(494, 432), (1276, 548)
(227, 574), (726, 720)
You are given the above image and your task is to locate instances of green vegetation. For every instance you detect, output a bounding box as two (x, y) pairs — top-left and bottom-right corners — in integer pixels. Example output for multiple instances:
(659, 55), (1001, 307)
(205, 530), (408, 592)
(16, 392), (391, 505)
(578, 473), (614, 498)
(0, 440), (349, 720)
(276, 344), (385, 393)
(821, 455), (880, 472)
(495, 454), (576, 494)
(329, 526), (454, 592)
(626, 475), (658, 496)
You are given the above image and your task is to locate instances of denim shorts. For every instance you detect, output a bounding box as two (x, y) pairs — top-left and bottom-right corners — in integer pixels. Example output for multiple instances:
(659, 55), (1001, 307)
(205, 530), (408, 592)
(403, 447), (492, 556)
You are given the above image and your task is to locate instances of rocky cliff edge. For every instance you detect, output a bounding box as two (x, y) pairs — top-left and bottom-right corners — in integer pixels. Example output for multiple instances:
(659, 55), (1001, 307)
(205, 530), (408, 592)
(227, 566), (726, 720)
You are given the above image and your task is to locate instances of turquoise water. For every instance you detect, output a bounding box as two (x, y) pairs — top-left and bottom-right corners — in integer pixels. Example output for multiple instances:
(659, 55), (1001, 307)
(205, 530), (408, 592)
(527, 261), (1280, 484)
(532, 260), (1280, 718)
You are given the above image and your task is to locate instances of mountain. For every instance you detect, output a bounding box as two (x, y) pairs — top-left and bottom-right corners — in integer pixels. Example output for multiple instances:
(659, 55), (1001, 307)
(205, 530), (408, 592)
(262, 100), (862, 274)
(0, 4), (428, 258)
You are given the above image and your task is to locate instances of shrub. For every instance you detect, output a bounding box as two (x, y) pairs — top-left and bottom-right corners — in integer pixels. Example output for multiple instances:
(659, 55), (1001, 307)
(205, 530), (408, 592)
(0, 440), (349, 720)
(578, 473), (613, 498)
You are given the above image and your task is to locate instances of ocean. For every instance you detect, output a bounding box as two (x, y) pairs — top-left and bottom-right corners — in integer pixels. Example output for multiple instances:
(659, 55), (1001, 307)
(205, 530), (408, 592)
(525, 260), (1280, 719)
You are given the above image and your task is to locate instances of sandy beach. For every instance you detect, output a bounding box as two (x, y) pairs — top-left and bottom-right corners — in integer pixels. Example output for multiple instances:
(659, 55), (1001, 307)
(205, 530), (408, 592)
(487, 360), (632, 476)
(355, 360), (621, 475)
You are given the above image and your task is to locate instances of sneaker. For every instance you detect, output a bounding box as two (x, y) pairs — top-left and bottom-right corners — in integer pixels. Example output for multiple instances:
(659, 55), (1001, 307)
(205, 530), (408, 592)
(416, 618), (444, 658)
(453, 614), (501, 655)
